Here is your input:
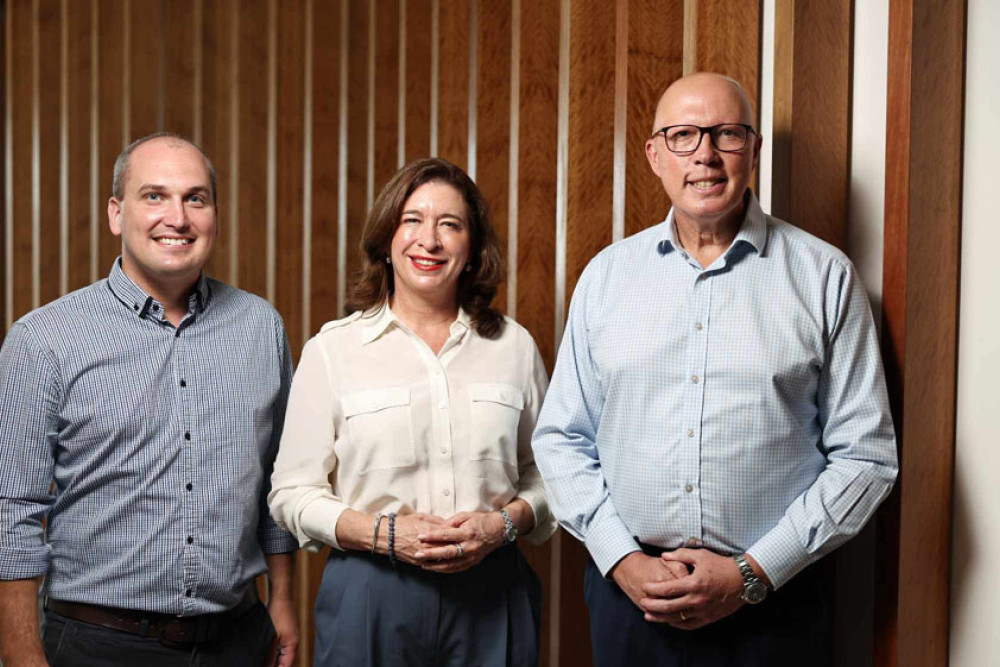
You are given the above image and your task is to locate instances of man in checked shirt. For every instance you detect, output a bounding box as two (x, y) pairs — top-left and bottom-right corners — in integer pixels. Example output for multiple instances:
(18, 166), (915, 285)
(532, 73), (898, 666)
(0, 134), (298, 666)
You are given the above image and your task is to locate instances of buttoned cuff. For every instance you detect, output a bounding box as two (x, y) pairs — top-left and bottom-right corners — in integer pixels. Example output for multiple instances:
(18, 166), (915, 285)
(583, 512), (642, 577)
(746, 520), (818, 590)
(0, 545), (50, 580)
(258, 524), (300, 555)
(299, 499), (349, 552)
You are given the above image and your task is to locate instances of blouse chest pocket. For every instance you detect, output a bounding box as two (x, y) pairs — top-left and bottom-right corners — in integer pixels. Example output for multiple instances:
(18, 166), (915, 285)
(467, 383), (524, 468)
(341, 387), (416, 474)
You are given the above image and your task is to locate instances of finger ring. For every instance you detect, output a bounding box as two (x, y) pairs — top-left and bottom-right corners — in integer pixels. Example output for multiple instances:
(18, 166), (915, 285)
(679, 611), (687, 622)
(455, 542), (464, 558)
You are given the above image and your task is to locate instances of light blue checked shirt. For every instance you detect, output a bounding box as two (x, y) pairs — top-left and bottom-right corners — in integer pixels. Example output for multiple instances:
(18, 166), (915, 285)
(532, 193), (897, 588)
(0, 259), (297, 615)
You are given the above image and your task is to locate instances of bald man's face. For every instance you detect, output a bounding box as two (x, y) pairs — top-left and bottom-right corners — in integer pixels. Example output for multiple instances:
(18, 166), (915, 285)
(645, 77), (761, 231)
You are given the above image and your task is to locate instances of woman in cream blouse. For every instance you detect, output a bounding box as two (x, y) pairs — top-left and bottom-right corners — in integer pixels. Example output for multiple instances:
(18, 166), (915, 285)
(268, 157), (556, 667)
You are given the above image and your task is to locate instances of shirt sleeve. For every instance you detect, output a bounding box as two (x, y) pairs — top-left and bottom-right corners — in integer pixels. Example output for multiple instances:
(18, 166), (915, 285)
(0, 323), (60, 580)
(514, 330), (557, 545)
(256, 315), (300, 555)
(268, 336), (349, 552)
(747, 262), (898, 588)
(530, 262), (642, 576)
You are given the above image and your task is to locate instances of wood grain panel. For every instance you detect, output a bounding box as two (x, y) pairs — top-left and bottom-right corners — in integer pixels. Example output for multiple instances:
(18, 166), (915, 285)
(372, 0), (399, 195)
(770, 0), (793, 220)
(344, 0), (369, 286)
(310, 0), (341, 332)
(163, 0), (197, 138)
(10, 0), (33, 320)
(235, 0), (269, 297)
(2, 0), (7, 334)
(878, 1), (965, 665)
(624, 0), (682, 238)
(96, 0), (124, 274)
(66, 0), (94, 292)
(475, 1), (510, 313)
(436, 0), (469, 169)
(199, 0), (235, 283)
(274, 0), (305, 355)
(694, 0), (761, 124)
(37, 0), (61, 306)
(126, 0), (161, 141)
(404, 0), (432, 162)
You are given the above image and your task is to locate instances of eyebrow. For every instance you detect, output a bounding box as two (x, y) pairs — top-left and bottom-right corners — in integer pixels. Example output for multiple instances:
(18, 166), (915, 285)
(136, 183), (211, 196)
(401, 208), (466, 219)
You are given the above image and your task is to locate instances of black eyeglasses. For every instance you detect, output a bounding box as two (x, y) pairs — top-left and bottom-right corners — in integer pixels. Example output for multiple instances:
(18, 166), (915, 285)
(652, 124), (756, 155)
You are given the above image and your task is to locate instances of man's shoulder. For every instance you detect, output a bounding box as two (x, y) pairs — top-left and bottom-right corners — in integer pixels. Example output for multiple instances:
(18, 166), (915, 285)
(764, 215), (853, 271)
(14, 280), (111, 333)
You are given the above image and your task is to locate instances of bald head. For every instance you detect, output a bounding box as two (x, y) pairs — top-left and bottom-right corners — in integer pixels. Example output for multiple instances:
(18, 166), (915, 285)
(652, 73), (755, 134)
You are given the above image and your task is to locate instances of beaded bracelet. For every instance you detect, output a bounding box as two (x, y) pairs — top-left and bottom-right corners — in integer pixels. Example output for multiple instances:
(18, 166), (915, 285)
(371, 513), (384, 555)
(387, 512), (397, 566)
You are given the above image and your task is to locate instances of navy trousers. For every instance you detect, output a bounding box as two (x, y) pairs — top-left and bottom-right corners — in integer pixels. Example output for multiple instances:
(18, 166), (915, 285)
(314, 544), (542, 667)
(42, 600), (276, 667)
(584, 557), (829, 667)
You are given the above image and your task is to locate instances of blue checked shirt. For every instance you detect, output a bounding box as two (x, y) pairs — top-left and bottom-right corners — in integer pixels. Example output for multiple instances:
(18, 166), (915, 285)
(0, 259), (297, 615)
(531, 193), (898, 588)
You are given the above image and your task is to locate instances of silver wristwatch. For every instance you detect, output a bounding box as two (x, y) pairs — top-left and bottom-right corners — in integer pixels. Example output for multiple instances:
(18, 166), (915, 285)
(733, 553), (768, 604)
(498, 508), (518, 543)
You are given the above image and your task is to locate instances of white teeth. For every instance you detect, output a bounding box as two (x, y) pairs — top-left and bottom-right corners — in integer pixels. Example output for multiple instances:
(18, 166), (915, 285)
(157, 238), (192, 246)
(412, 258), (444, 266)
(691, 180), (722, 190)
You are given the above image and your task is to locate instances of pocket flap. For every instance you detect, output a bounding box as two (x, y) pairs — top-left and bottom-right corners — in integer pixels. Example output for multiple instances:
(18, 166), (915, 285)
(467, 383), (524, 410)
(341, 387), (411, 417)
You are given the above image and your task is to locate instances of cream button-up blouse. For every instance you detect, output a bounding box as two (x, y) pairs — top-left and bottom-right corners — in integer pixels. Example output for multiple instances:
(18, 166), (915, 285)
(268, 305), (557, 550)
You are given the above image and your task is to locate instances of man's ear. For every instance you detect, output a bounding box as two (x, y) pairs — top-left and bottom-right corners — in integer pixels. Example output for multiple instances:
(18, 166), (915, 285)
(645, 139), (662, 177)
(108, 197), (123, 236)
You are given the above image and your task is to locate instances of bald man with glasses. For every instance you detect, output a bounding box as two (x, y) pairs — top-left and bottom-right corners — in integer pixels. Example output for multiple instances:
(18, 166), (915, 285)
(531, 72), (898, 666)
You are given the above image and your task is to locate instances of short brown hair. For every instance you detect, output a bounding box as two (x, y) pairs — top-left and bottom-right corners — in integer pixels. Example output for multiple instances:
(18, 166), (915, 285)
(347, 158), (504, 338)
(112, 132), (217, 204)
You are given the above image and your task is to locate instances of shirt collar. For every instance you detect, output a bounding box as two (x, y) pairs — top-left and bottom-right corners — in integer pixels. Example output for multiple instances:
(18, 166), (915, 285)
(106, 257), (211, 319)
(657, 190), (769, 258)
(360, 302), (471, 345)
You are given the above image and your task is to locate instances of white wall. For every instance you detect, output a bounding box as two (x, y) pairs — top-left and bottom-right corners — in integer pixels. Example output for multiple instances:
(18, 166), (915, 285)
(951, 0), (1000, 664)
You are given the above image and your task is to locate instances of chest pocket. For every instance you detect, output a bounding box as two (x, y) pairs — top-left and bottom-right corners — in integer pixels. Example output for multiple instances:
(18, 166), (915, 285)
(467, 383), (524, 467)
(341, 387), (416, 474)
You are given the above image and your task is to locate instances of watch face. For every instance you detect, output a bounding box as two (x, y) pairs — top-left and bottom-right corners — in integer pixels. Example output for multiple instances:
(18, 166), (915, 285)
(744, 581), (768, 604)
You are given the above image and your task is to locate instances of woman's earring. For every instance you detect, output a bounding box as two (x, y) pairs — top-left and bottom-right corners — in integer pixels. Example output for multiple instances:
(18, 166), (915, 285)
(385, 256), (391, 264)
(464, 263), (472, 272)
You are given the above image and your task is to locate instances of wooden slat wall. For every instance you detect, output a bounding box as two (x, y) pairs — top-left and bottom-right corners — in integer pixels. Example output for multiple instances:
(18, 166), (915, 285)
(0, 1), (965, 666)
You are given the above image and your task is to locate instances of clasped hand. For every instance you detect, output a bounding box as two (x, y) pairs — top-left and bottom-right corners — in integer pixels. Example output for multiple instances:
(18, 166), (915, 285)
(389, 511), (506, 574)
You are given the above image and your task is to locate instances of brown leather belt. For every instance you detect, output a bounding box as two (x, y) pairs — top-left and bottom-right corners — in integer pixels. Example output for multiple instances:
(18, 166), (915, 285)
(46, 586), (259, 645)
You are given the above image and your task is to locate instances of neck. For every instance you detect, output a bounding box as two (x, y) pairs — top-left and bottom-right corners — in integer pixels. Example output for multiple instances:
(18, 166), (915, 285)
(389, 292), (459, 330)
(674, 206), (745, 269)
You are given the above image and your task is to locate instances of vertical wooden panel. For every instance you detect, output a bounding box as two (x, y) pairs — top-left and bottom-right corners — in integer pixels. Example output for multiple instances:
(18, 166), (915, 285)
(10, 0), (33, 321)
(344, 0), (369, 285)
(436, 0), (469, 169)
(96, 0), (124, 274)
(475, 2), (511, 312)
(37, 0), (61, 306)
(1, 0), (7, 334)
(274, 1), (304, 353)
(311, 0), (341, 331)
(66, 0), (94, 292)
(372, 0), (399, 195)
(236, 0), (269, 297)
(163, 0), (196, 138)
(877, 0), (965, 665)
(771, 0), (851, 247)
(127, 0), (161, 141)
(624, 0), (683, 238)
(405, 0), (432, 162)
(694, 0), (761, 124)
(199, 0), (235, 283)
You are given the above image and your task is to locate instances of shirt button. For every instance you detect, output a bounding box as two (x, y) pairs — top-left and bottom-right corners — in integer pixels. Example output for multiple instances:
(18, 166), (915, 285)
(687, 538), (700, 546)
(152, 304), (159, 312)
(442, 488), (451, 497)
(438, 401), (447, 409)
(691, 375), (700, 384)
(695, 322), (703, 331)
(440, 447), (448, 455)
(185, 589), (192, 597)
(685, 484), (695, 493)
(180, 379), (187, 387)
(184, 432), (191, 441)
(686, 429), (695, 438)
(186, 483), (193, 491)
(187, 536), (194, 544)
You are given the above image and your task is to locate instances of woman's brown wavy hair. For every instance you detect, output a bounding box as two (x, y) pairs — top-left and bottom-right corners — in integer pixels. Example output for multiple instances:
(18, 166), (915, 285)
(347, 157), (505, 339)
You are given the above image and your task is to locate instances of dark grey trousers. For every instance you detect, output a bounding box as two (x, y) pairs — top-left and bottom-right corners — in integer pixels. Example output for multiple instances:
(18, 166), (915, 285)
(42, 600), (276, 667)
(314, 544), (542, 667)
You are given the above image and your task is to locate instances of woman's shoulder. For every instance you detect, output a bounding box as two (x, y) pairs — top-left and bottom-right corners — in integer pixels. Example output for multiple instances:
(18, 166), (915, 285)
(318, 310), (365, 335)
